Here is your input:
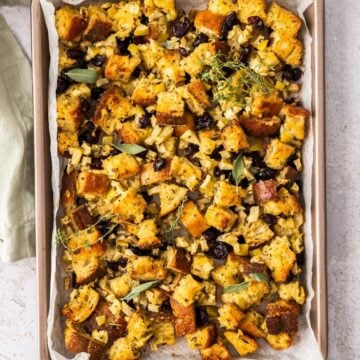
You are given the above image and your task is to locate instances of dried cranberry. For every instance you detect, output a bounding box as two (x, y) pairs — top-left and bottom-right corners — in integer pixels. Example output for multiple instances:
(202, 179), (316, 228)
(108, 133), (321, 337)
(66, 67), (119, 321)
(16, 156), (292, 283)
(97, 221), (118, 239)
(138, 113), (151, 128)
(140, 191), (154, 203)
(81, 99), (93, 118)
(76, 197), (87, 206)
(132, 67), (141, 78)
(193, 33), (209, 48)
(291, 68), (303, 81)
(248, 16), (265, 30)
(237, 235), (245, 244)
(91, 158), (103, 170)
(132, 36), (146, 45)
(172, 17), (191, 38)
(195, 307), (209, 327)
(178, 47), (189, 57)
(247, 152), (265, 168)
(194, 113), (215, 131)
(255, 167), (276, 181)
(75, 58), (87, 69)
(67, 48), (85, 60)
(56, 76), (70, 95)
(107, 261), (120, 271)
(71, 273), (79, 289)
(296, 251), (305, 266)
(191, 157), (202, 167)
(210, 145), (224, 161)
(129, 246), (152, 256)
(119, 257), (128, 268)
(239, 178), (250, 189)
(91, 87), (106, 101)
(203, 227), (222, 244)
(284, 97), (296, 104)
(262, 214), (277, 227)
(239, 44), (253, 65)
(220, 12), (238, 40)
(90, 55), (106, 67)
(209, 242), (229, 259)
(184, 143), (199, 157)
(283, 65), (303, 82)
(214, 166), (222, 178)
(153, 158), (167, 171)
(141, 14), (149, 25)
(117, 37), (132, 55)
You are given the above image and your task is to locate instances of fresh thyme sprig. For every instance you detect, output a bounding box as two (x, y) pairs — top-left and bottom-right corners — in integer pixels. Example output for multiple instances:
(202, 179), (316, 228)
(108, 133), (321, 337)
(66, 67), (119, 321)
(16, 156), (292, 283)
(200, 52), (273, 107)
(164, 196), (188, 244)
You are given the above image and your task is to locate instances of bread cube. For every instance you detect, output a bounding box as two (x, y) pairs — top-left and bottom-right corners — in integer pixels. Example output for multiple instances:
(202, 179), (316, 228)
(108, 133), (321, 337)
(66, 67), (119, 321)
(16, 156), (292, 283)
(132, 77), (166, 106)
(280, 105), (309, 146)
(127, 256), (168, 281)
(253, 180), (277, 205)
(173, 274), (203, 307)
(200, 342), (232, 360)
(266, 2), (302, 38)
(205, 205), (237, 232)
(214, 181), (242, 207)
(76, 171), (110, 199)
(208, 0), (237, 15)
(221, 120), (249, 152)
(238, 115), (281, 138)
(263, 187), (301, 216)
(105, 55), (141, 82)
(264, 139), (295, 170)
(127, 311), (153, 348)
(157, 50), (186, 85)
(156, 91), (185, 125)
(67, 228), (101, 251)
(55, 6), (86, 42)
(180, 201), (209, 237)
(239, 310), (266, 338)
(270, 31), (303, 67)
(170, 156), (203, 191)
(198, 129), (220, 155)
(188, 80), (211, 108)
(251, 93), (283, 117)
(118, 121), (151, 145)
(153, 0), (177, 20)
(174, 112), (195, 137)
(224, 330), (259, 356)
(237, 0), (266, 24)
(134, 219), (161, 249)
(109, 273), (139, 298)
(194, 10), (226, 38)
(112, 189), (146, 223)
(278, 281), (306, 305)
(191, 254), (214, 280)
(58, 131), (79, 156)
(218, 303), (245, 330)
(102, 153), (140, 180)
(186, 324), (217, 350)
(262, 236), (296, 282)
(61, 169), (77, 208)
(70, 205), (94, 231)
(262, 322), (292, 350)
(170, 297), (196, 336)
(108, 337), (139, 360)
(140, 162), (172, 186)
(83, 5), (113, 42)
(167, 247), (191, 274)
(151, 321), (176, 348)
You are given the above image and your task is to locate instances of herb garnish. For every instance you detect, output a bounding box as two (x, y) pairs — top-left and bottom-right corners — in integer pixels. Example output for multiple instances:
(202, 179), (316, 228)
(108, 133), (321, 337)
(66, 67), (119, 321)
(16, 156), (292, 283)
(223, 273), (269, 294)
(164, 196), (188, 244)
(65, 68), (99, 84)
(232, 154), (245, 188)
(121, 280), (161, 301)
(112, 143), (147, 155)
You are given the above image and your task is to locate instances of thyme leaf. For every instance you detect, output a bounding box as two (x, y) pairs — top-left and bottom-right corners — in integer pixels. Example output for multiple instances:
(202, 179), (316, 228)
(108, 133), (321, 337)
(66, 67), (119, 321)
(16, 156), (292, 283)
(164, 196), (188, 244)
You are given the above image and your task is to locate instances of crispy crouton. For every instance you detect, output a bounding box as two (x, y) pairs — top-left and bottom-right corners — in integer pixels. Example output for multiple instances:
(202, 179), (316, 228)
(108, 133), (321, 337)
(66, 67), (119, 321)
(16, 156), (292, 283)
(194, 10), (226, 38)
(180, 201), (209, 237)
(218, 303), (245, 330)
(153, 0), (177, 21)
(157, 50), (186, 85)
(221, 120), (249, 152)
(151, 321), (176, 348)
(102, 153), (140, 180)
(71, 205), (94, 230)
(76, 171), (110, 199)
(125, 219), (162, 249)
(239, 310), (266, 338)
(170, 156), (203, 191)
(208, 0), (237, 16)
(264, 139), (295, 170)
(251, 93), (283, 117)
(156, 92), (185, 125)
(127, 311), (154, 348)
(278, 281), (306, 305)
(200, 342), (232, 360)
(140, 162), (172, 186)
(224, 330), (259, 356)
(191, 254), (215, 280)
(186, 324), (217, 350)
(265, 299), (300, 335)
(55, 6), (86, 42)
(61, 169), (77, 207)
(62, 285), (100, 323)
(263, 187), (301, 216)
(167, 247), (191, 274)
(262, 236), (296, 282)
(83, 6), (113, 42)
(173, 274), (203, 306)
(266, 2), (302, 38)
(67, 228), (101, 251)
(108, 337), (139, 360)
(214, 181), (243, 207)
(265, 330), (292, 350)
(64, 322), (90, 354)
(270, 31), (303, 67)
(112, 189), (146, 223)
(253, 180), (277, 205)
(127, 256), (168, 281)
(198, 129), (220, 155)
(238, 115), (281, 137)
(188, 80), (211, 108)
(170, 297), (196, 336)
(174, 112), (196, 137)
(132, 77), (165, 106)
(118, 121), (151, 145)
(280, 105), (309, 145)
(205, 205), (237, 232)
(237, 0), (266, 24)
(58, 131), (79, 156)
(109, 273), (139, 298)
(105, 55), (141, 83)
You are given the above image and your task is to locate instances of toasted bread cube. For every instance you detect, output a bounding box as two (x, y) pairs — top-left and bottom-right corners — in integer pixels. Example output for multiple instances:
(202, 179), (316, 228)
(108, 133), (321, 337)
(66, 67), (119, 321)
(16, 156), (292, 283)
(174, 112), (195, 137)
(140, 162), (172, 186)
(109, 273), (139, 298)
(264, 139), (295, 170)
(265, 299), (300, 335)
(156, 92), (185, 125)
(253, 180), (277, 205)
(218, 303), (245, 330)
(127, 311), (153, 348)
(153, 0), (177, 20)
(170, 156), (203, 191)
(239, 115), (281, 138)
(262, 236), (296, 283)
(200, 342), (232, 360)
(237, 0), (266, 23)
(270, 31), (303, 67)
(224, 330), (259, 356)
(72, 243), (105, 285)
(214, 181), (242, 207)
(198, 129), (220, 155)
(205, 205), (237, 232)
(221, 120), (249, 152)
(64, 322), (90, 354)
(105, 55), (141, 82)
(278, 281), (306, 305)
(112, 189), (146, 223)
(180, 201), (209, 237)
(239, 310), (266, 338)
(127, 256), (168, 281)
(102, 153), (140, 180)
(76, 171), (110, 199)
(93, 87), (142, 134)
(67, 228), (101, 250)
(148, 183), (188, 217)
(83, 5), (113, 42)
(251, 93), (283, 117)
(108, 337), (139, 360)
(71, 205), (94, 230)
(194, 10), (226, 38)
(266, 2), (302, 38)
(55, 6), (86, 42)
(280, 105), (309, 145)
(134, 219), (161, 249)
(187, 324), (217, 350)
(62, 286), (100, 323)
(167, 247), (191, 274)
(118, 121), (151, 145)
(262, 322), (292, 350)
(132, 77), (165, 106)
(157, 50), (186, 85)
(170, 297), (196, 336)
(61, 169), (77, 208)
(208, 0), (237, 15)
(263, 187), (301, 216)
(188, 80), (211, 108)
(173, 274), (203, 307)
(191, 254), (214, 280)
(151, 321), (176, 348)
(58, 131), (79, 156)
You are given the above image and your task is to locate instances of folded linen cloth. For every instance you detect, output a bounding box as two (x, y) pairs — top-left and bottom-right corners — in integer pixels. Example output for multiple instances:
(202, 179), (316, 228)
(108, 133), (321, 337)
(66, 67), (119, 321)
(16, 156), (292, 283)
(0, 12), (35, 262)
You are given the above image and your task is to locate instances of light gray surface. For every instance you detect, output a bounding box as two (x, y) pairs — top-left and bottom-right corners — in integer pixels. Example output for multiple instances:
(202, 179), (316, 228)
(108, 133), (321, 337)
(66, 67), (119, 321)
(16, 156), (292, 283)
(0, 1), (360, 359)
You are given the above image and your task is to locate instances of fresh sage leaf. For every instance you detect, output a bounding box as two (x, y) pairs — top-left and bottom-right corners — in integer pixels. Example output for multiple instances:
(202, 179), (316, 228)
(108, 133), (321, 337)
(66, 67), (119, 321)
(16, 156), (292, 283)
(249, 273), (268, 283)
(121, 280), (161, 301)
(113, 143), (147, 155)
(223, 281), (250, 294)
(232, 154), (244, 186)
(65, 68), (99, 84)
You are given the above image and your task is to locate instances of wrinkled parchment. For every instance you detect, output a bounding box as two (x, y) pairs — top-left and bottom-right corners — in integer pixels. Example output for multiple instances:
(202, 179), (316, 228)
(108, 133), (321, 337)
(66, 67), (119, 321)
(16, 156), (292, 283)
(39, 0), (324, 358)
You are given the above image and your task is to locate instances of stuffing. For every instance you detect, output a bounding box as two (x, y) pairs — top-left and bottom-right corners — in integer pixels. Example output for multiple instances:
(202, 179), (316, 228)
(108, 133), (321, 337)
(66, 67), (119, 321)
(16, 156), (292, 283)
(224, 330), (259, 356)
(151, 321), (176, 348)
(264, 139), (295, 170)
(157, 50), (186, 85)
(218, 303), (245, 330)
(186, 324), (217, 350)
(64, 322), (90, 354)
(108, 337), (139, 360)
(125, 219), (162, 249)
(221, 120), (249, 152)
(241, 219), (274, 247)
(180, 201), (210, 237)
(167, 247), (191, 274)
(102, 153), (140, 180)
(104, 54), (142, 82)
(238, 310), (266, 338)
(172, 274), (203, 306)
(251, 93), (283, 117)
(67, 228), (101, 251)
(278, 281), (306, 305)
(237, 0), (266, 24)
(112, 189), (147, 223)
(58, 131), (79, 156)
(170, 297), (196, 336)
(191, 254), (215, 280)
(263, 326), (292, 350)
(70, 205), (94, 230)
(83, 6), (113, 42)
(194, 10), (226, 38)
(270, 31), (303, 67)
(263, 187), (302, 216)
(208, 0), (237, 15)
(214, 181), (243, 207)
(127, 311), (153, 348)
(140, 162), (172, 186)
(156, 91), (185, 125)
(61, 169), (78, 208)
(153, 0), (177, 21)
(238, 115), (281, 138)
(118, 121), (151, 145)
(280, 105), (309, 146)
(76, 171), (110, 199)
(205, 205), (237, 232)
(127, 256), (168, 281)
(132, 77), (166, 106)
(109, 273), (139, 298)
(188, 80), (211, 108)
(55, 6), (86, 43)
(170, 156), (203, 191)
(174, 112), (196, 137)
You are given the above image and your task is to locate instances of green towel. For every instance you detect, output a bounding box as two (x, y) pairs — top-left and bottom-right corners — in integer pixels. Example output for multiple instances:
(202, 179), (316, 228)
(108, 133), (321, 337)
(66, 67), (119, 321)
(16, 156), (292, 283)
(0, 13), (35, 262)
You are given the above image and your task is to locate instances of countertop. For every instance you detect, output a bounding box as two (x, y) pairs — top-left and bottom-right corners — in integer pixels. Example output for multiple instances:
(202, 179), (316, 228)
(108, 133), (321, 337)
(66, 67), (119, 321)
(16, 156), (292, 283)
(0, 1), (359, 359)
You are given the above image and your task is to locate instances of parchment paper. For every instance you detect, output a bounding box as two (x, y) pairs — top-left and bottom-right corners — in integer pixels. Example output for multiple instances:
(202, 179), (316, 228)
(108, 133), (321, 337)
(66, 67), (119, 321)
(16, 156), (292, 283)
(40, 0), (324, 358)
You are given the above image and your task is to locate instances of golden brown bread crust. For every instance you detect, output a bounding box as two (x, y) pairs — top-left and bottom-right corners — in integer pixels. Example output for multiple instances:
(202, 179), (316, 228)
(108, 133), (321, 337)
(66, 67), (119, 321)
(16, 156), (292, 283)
(180, 201), (210, 237)
(194, 10), (226, 38)
(77, 171), (110, 198)
(71, 205), (95, 230)
(170, 298), (197, 336)
(167, 247), (191, 274)
(238, 115), (281, 137)
(61, 169), (78, 208)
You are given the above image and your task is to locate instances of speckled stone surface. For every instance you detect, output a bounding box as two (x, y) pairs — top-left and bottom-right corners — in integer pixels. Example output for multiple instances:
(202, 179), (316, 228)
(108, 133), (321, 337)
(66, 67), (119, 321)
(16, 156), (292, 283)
(0, 1), (359, 359)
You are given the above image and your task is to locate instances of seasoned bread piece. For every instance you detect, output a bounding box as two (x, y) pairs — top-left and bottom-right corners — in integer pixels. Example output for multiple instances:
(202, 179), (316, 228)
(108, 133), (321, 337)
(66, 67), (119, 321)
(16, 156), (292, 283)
(194, 10), (226, 38)
(262, 322), (292, 350)
(205, 205), (237, 232)
(61, 169), (78, 207)
(71, 205), (94, 230)
(167, 247), (191, 274)
(238, 310), (266, 338)
(132, 77), (166, 106)
(151, 321), (176, 348)
(174, 112), (195, 137)
(170, 156), (203, 191)
(55, 6), (86, 42)
(280, 105), (309, 146)
(112, 189), (146, 223)
(124, 219), (162, 249)
(186, 323), (217, 350)
(237, 0), (266, 24)
(200, 342), (232, 360)
(218, 303), (245, 330)
(278, 281), (306, 305)
(108, 337), (139, 360)
(213, 181), (243, 207)
(208, 0), (237, 16)
(77, 171), (110, 199)
(156, 92), (185, 125)
(109, 273), (139, 298)
(105, 55), (142, 82)
(180, 201), (209, 237)
(153, 0), (177, 21)
(127, 311), (153, 348)
(172, 274), (203, 306)
(224, 330), (259, 356)
(191, 254), (215, 280)
(251, 93), (283, 117)
(118, 121), (151, 145)
(264, 139), (295, 170)
(188, 80), (211, 108)
(58, 131), (79, 156)
(64, 322), (90, 354)
(67, 228), (102, 251)
(253, 179), (277, 205)
(238, 115), (281, 138)
(270, 31), (303, 67)
(102, 153), (140, 180)
(140, 162), (172, 186)
(170, 297), (196, 336)
(221, 120), (249, 152)
(263, 187), (301, 216)
(157, 50), (186, 85)
(127, 256), (168, 281)
(83, 6), (113, 42)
